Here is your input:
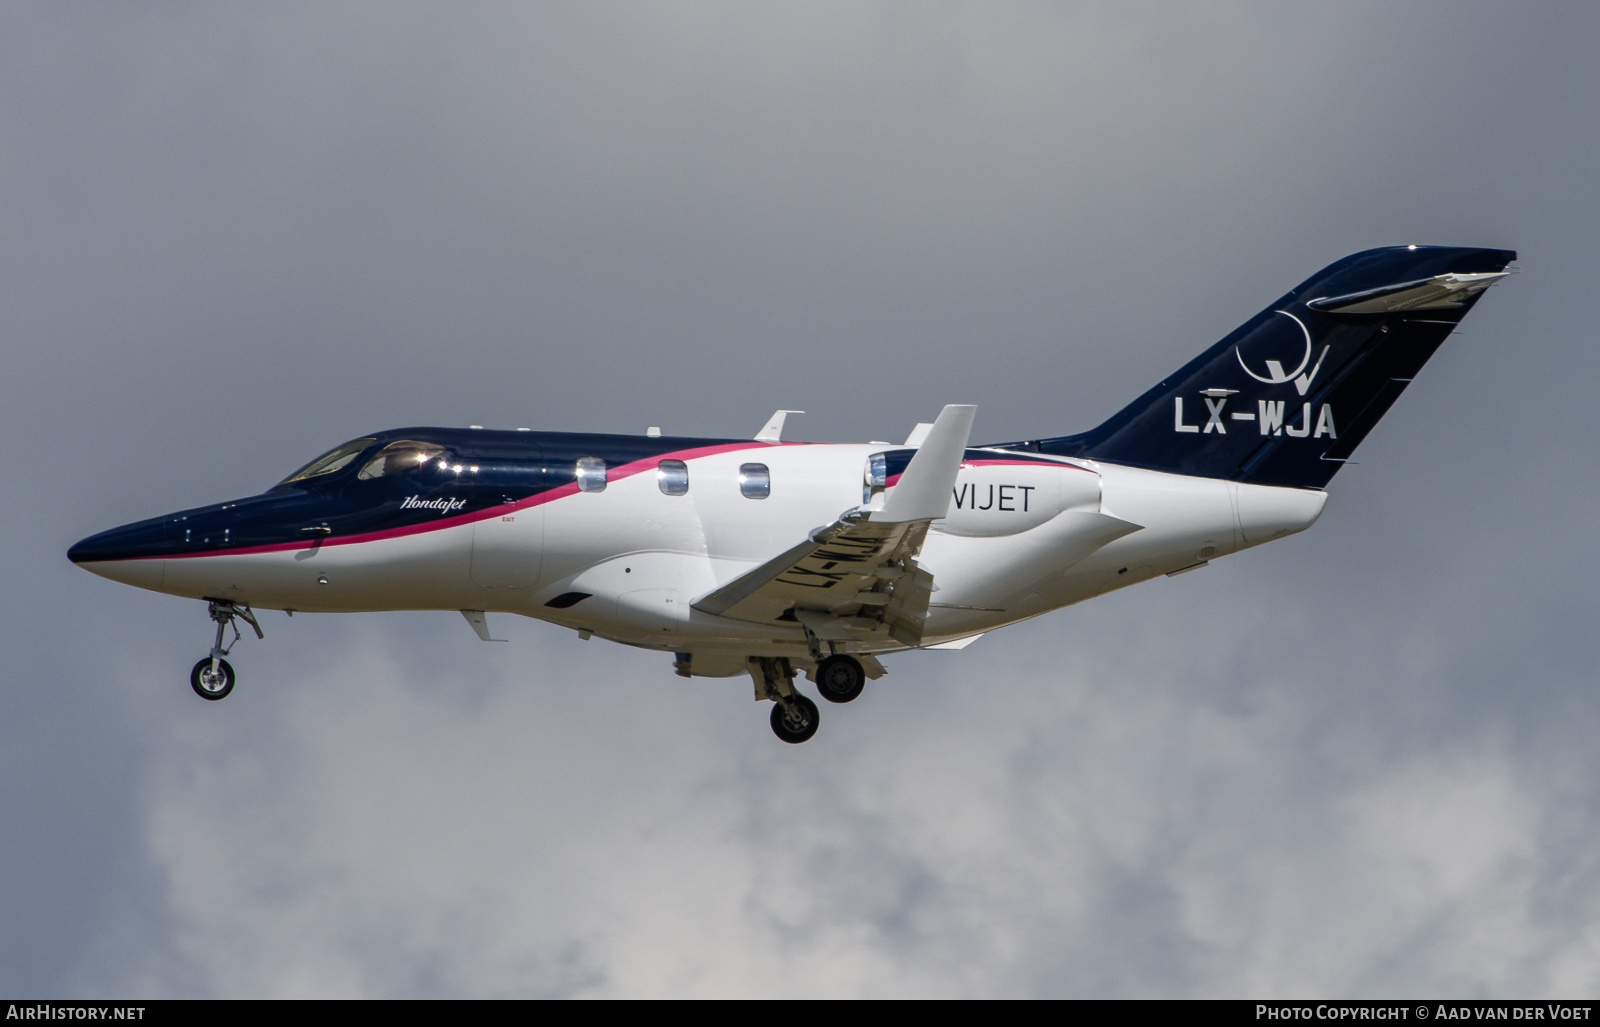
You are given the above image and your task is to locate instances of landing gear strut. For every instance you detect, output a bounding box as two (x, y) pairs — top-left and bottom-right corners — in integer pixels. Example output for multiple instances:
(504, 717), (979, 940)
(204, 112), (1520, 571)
(752, 656), (819, 744)
(190, 600), (261, 701)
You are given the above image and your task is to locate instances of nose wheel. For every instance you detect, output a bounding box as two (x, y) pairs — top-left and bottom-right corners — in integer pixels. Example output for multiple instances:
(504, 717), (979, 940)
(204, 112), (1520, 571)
(191, 658), (235, 700)
(191, 599), (261, 701)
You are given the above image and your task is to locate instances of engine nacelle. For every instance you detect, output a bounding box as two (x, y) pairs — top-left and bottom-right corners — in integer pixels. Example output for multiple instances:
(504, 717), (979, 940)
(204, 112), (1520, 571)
(935, 459), (1100, 537)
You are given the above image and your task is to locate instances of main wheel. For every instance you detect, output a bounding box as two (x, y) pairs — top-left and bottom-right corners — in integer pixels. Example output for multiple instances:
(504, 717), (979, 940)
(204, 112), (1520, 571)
(770, 694), (819, 744)
(190, 658), (235, 701)
(814, 654), (866, 704)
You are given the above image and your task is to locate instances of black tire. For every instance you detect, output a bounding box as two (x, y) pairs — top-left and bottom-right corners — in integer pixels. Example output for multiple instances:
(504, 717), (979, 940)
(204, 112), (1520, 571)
(814, 654), (866, 704)
(190, 658), (235, 701)
(769, 694), (819, 744)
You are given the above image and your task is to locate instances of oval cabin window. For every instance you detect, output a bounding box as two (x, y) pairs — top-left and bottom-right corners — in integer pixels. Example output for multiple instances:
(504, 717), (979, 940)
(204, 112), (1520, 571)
(576, 456), (607, 493)
(739, 463), (770, 500)
(658, 459), (689, 496)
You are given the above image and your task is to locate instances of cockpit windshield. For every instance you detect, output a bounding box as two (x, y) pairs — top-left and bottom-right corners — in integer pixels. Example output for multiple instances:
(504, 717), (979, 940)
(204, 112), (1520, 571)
(277, 437), (377, 486)
(356, 440), (446, 480)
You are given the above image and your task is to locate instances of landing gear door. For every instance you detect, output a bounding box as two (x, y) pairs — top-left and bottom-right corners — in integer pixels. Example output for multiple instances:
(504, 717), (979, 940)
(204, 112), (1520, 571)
(470, 446), (545, 589)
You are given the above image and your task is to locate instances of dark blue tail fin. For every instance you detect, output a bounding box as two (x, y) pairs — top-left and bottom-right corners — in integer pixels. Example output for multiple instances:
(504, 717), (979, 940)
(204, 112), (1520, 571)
(1013, 245), (1516, 489)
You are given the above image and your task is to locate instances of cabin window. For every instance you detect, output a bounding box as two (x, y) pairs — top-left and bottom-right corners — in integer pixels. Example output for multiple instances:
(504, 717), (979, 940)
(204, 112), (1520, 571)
(576, 456), (607, 493)
(357, 440), (446, 480)
(278, 437), (377, 485)
(657, 459), (689, 496)
(739, 462), (770, 500)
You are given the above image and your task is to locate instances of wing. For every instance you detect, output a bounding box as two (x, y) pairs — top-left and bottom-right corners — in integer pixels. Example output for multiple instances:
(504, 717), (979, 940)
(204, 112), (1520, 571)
(693, 512), (937, 645)
(693, 404), (976, 647)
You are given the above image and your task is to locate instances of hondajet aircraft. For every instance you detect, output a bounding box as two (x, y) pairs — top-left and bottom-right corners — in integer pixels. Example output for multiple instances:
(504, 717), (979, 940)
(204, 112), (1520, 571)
(70, 245), (1514, 742)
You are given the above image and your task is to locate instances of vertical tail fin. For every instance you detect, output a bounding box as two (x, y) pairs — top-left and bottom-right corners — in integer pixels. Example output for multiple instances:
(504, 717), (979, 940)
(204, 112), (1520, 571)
(1020, 245), (1515, 488)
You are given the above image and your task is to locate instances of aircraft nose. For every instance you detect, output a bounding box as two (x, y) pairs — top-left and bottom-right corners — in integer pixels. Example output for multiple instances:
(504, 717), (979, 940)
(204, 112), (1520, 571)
(68, 515), (173, 592)
(68, 515), (170, 564)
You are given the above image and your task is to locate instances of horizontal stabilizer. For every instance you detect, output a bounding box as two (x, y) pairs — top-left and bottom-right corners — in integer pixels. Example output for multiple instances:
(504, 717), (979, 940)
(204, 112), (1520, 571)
(1307, 272), (1510, 315)
(880, 405), (976, 522)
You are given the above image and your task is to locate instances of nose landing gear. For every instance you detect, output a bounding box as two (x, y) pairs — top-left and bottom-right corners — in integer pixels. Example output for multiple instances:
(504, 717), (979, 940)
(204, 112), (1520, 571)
(190, 657), (234, 700)
(190, 600), (262, 701)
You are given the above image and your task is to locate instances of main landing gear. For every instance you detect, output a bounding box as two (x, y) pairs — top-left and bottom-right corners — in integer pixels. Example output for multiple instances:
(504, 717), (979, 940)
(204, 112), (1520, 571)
(190, 599), (262, 701)
(745, 654), (872, 742)
(752, 657), (819, 744)
(770, 694), (820, 744)
(814, 654), (866, 704)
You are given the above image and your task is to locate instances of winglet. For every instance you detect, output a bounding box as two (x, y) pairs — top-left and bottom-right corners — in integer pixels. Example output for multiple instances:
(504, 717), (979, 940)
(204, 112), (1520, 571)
(879, 404), (975, 523)
(755, 410), (804, 442)
(903, 422), (934, 447)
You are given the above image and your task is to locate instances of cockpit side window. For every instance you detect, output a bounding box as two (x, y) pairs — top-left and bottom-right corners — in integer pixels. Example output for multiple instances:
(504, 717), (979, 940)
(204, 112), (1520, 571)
(278, 437), (377, 486)
(357, 440), (447, 480)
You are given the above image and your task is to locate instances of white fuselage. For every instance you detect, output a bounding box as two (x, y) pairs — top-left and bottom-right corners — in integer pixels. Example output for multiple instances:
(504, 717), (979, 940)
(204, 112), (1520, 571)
(87, 443), (1326, 667)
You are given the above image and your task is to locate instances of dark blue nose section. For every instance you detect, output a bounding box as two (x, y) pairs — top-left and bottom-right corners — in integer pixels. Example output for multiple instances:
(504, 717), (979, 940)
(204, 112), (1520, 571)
(68, 514), (171, 564)
(71, 490), (332, 571)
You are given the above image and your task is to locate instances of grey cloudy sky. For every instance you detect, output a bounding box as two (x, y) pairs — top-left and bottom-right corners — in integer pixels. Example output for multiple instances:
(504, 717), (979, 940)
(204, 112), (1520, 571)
(3, 2), (1598, 998)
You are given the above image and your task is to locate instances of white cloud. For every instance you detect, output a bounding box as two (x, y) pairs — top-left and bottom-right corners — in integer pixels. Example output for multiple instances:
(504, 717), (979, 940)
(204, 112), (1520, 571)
(119, 586), (1600, 998)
